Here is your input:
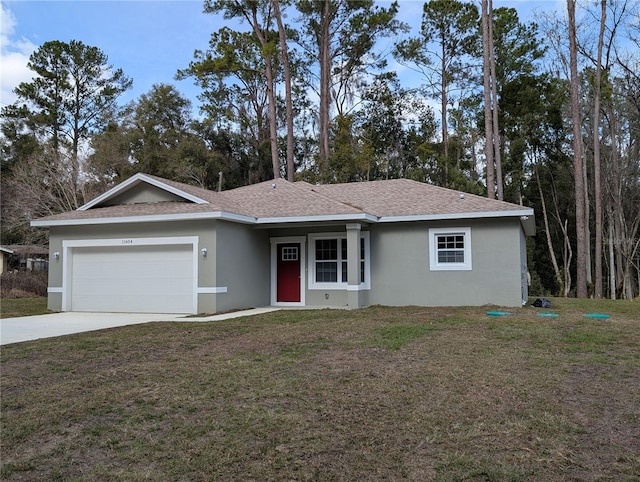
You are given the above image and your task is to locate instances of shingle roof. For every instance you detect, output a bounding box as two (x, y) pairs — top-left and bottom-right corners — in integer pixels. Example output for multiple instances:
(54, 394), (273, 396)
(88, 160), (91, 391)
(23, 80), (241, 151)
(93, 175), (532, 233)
(222, 180), (363, 218)
(32, 174), (534, 229)
(309, 178), (526, 217)
(32, 200), (236, 223)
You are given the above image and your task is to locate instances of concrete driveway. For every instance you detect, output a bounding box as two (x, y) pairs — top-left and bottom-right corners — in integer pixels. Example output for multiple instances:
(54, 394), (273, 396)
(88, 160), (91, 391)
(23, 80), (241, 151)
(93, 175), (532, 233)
(0, 308), (279, 345)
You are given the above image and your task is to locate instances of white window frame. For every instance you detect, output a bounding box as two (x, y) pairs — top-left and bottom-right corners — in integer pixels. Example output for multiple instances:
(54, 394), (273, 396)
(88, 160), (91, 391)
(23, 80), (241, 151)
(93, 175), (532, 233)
(429, 227), (472, 271)
(308, 232), (370, 290)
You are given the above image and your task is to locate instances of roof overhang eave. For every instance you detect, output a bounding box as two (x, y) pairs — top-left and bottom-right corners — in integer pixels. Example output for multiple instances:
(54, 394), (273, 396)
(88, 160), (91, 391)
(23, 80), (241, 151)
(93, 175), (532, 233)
(30, 211), (256, 227)
(379, 208), (536, 234)
(254, 213), (378, 225)
(31, 207), (536, 235)
(519, 213), (536, 236)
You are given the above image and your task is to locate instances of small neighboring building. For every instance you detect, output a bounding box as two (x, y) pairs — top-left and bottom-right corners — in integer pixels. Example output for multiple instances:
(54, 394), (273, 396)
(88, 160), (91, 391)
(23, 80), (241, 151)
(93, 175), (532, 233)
(0, 247), (14, 274)
(2, 245), (49, 272)
(32, 173), (535, 314)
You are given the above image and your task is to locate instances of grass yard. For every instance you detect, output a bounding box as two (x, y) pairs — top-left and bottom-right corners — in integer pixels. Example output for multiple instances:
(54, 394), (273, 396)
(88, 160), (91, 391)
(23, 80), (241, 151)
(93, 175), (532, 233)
(0, 297), (50, 318)
(1, 299), (639, 481)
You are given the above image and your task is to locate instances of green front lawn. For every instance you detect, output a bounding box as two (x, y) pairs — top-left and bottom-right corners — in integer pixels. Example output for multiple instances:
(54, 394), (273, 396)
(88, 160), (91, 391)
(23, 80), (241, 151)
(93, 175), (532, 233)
(1, 300), (639, 480)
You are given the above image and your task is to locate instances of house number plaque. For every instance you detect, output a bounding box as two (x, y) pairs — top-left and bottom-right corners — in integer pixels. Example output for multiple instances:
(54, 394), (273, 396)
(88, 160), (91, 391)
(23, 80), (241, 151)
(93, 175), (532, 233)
(121, 239), (134, 245)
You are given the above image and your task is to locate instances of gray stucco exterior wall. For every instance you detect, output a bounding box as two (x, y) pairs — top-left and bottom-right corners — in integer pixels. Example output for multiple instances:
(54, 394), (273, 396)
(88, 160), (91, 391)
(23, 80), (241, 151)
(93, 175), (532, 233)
(213, 221), (270, 313)
(368, 219), (525, 308)
(520, 228), (529, 304)
(44, 216), (527, 313)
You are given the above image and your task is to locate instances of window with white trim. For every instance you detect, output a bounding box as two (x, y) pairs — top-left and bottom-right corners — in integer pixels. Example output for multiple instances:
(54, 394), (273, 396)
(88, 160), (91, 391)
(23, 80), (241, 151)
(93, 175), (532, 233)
(429, 227), (472, 271)
(309, 232), (370, 289)
(281, 246), (298, 261)
(315, 238), (340, 282)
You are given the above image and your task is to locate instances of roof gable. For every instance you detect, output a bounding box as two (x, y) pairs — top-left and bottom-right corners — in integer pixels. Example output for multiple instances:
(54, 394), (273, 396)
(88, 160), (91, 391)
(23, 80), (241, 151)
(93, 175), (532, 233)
(100, 183), (188, 206)
(79, 173), (210, 211)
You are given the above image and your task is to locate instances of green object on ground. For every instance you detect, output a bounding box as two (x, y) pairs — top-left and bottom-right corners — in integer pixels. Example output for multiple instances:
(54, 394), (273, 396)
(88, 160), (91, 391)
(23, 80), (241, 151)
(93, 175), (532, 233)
(537, 312), (559, 317)
(584, 313), (610, 319)
(486, 311), (512, 316)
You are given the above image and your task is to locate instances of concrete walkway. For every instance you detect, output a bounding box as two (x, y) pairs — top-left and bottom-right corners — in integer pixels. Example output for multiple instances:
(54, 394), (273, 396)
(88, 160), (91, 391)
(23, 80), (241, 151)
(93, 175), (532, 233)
(0, 308), (280, 345)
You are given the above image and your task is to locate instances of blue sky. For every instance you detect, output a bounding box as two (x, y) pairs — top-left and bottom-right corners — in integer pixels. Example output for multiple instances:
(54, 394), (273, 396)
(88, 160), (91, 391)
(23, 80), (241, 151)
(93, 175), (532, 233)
(1, 0), (562, 115)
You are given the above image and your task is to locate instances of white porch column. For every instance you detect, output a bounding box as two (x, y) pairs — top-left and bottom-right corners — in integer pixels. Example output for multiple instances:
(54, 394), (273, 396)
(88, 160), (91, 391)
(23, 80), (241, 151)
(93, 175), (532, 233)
(346, 223), (361, 309)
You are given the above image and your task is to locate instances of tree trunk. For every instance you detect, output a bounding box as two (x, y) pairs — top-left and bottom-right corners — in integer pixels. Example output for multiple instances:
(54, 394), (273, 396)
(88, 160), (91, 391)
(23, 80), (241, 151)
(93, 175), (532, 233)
(568, 0), (588, 298)
(608, 206), (616, 299)
(248, 7), (280, 179)
(607, 98), (628, 298)
(536, 162), (563, 294)
(318, 0), (331, 181)
(584, 152), (592, 291)
(488, 0), (503, 200)
(441, 36), (449, 186)
(71, 129), (80, 208)
(272, 0), (295, 181)
(593, 0), (606, 298)
(470, 128), (478, 181)
(561, 218), (573, 297)
(265, 60), (280, 179)
(481, 0), (495, 199)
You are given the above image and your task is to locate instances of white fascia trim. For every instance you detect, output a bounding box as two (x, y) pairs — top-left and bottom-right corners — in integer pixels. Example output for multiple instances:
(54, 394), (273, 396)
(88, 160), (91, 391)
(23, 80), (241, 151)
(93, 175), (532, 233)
(257, 213), (377, 225)
(31, 211), (256, 227)
(79, 173), (209, 211)
(378, 208), (534, 223)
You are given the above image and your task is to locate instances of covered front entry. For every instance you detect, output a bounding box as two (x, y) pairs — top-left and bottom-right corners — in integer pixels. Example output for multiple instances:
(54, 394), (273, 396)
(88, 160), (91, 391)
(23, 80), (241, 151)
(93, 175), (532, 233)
(271, 237), (305, 306)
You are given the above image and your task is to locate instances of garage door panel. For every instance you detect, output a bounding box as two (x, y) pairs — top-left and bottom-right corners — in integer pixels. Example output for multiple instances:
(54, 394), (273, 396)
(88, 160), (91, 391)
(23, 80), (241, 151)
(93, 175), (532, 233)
(70, 244), (194, 313)
(72, 293), (192, 313)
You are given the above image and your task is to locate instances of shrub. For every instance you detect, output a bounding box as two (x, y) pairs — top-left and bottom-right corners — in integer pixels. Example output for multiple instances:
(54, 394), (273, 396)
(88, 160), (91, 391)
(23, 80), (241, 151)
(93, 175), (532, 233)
(0, 271), (48, 298)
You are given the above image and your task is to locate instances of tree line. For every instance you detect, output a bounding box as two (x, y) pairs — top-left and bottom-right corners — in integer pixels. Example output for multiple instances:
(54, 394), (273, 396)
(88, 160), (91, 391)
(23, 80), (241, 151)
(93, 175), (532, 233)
(1, 0), (638, 299)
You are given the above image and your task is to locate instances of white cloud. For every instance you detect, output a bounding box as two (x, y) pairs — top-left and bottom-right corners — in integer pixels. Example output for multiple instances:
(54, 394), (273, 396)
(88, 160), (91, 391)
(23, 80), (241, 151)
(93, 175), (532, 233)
(0, 4), (37, 107)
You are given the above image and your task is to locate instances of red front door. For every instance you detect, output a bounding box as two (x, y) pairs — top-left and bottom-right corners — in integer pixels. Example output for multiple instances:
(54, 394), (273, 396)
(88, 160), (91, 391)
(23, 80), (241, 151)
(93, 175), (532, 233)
(277, 243), (301, 302)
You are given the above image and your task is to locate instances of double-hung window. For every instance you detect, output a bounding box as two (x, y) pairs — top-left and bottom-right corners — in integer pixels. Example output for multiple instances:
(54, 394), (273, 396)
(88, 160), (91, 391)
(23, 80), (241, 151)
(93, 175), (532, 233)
(315, 238), (340, 282)
(309, 232), (370, 289)
(429, 227), (472, 271)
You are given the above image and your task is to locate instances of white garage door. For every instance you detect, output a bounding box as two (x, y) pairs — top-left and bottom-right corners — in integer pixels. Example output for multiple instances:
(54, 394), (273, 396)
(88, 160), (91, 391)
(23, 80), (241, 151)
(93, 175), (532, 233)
(70, 244), (194, 313)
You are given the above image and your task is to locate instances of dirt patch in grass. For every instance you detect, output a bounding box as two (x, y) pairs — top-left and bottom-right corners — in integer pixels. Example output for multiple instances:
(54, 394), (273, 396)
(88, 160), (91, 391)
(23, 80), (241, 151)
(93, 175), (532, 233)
(1, 302), (639, 480)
